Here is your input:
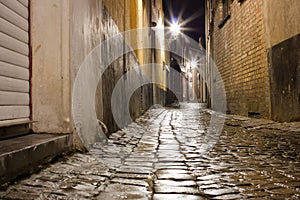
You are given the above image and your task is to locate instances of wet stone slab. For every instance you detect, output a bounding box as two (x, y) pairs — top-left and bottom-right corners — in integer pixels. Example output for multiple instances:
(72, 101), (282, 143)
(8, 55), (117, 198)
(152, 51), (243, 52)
(212, 193), (244, 200)
(153, 194), (207, 200)
(113, 173), (153, 180)
(154, 185), (204, 195)
(116, 166), (153, 174)
(154, 165), (188, 170)
(203, 188), (240, 196)
(97, 184), (150, 200)
(110, 178), (150, 187)
(123, 161), (154, 167)
(156, 172), (195, 180)
(155, 180), (198, 187)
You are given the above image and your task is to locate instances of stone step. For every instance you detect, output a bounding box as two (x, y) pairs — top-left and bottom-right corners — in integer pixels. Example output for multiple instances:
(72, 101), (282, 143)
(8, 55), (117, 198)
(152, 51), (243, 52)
(0, 134), (73, 185)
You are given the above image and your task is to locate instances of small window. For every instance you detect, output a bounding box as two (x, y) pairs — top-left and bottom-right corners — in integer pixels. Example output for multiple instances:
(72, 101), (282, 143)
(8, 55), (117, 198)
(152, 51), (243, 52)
(218, 0), (231, 28)
(222, 0), (230, 18)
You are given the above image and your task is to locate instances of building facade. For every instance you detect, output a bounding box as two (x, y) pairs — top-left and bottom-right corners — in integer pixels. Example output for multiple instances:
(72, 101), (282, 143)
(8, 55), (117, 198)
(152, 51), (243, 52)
(0, 0), (166, 184)
(31, 0), (166, 148)
(205, 0), (300, 121)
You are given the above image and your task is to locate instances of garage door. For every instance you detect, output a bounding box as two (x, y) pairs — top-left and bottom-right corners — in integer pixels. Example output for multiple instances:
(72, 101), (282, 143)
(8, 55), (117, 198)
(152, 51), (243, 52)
(0, 0), (30, 139)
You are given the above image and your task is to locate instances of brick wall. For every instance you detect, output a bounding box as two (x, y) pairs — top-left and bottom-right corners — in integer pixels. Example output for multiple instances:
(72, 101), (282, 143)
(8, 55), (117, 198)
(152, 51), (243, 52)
(211, 0), (270, 118)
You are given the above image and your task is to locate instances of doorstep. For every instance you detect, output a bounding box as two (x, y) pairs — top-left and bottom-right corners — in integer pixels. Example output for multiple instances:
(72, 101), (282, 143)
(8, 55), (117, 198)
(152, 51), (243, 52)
(0, 133), (73, 186)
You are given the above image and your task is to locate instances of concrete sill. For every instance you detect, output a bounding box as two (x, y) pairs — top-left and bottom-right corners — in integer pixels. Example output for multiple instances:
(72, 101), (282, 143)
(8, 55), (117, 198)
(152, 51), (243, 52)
(0, 119), (34, 128)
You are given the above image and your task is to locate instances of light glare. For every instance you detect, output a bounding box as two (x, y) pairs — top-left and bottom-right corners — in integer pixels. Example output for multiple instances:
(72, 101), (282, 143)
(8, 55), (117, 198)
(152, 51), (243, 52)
(170, 22), (180, 35)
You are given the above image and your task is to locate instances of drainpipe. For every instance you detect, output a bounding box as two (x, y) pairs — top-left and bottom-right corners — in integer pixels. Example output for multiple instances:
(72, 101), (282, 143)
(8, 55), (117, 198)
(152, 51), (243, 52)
(150, 0), (156, 105)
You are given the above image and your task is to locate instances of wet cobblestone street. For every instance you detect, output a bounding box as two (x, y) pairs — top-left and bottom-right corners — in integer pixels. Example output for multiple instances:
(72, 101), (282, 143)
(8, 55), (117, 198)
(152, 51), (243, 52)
(1, 103), (300, 199)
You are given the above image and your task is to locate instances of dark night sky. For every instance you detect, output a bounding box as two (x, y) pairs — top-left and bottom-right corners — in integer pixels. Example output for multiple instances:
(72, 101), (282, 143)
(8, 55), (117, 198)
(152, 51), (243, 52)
(163, 0), (205, 43)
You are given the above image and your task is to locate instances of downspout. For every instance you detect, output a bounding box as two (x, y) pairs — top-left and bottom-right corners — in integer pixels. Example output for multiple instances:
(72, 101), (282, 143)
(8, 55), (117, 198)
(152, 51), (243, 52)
(29, 0), (33, 132)
(149, 0), (155, 105)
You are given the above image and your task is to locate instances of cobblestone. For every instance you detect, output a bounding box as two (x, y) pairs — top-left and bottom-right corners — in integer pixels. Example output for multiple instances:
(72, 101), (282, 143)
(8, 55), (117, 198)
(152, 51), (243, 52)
(0, 103), (300, 199)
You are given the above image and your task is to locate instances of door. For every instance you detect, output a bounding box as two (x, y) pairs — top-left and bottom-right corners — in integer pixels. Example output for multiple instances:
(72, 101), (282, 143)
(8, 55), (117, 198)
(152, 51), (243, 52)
(0, 0), (30, 139)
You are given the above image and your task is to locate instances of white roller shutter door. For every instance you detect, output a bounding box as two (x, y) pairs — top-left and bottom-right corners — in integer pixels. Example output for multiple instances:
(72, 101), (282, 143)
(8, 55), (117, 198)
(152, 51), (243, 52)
(0, 0), (30, 134)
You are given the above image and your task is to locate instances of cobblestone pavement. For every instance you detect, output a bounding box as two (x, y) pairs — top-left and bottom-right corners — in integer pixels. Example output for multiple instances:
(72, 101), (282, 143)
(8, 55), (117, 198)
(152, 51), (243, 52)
(1, 103), (300, 199)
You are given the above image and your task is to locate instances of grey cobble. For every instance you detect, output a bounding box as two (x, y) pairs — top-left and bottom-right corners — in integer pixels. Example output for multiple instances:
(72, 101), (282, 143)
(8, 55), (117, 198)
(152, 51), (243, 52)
(0, 103), (299, 199)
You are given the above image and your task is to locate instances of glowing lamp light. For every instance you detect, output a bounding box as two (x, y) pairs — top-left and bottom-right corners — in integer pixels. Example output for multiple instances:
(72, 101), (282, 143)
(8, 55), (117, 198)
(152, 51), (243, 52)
(190, 60), (197, 68)
(170, 21), (180, 35)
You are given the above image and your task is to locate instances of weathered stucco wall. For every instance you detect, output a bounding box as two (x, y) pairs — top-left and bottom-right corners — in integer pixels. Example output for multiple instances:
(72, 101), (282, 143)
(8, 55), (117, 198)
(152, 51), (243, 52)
(72, 0), (156, 137)
(263, 0), (300, 121)
(102, 0), (128, 33)
(263, 0), (300, 48)
(31, 0), (165, 149)
(70, 0), (103, 150)
(153, 0), (167, 105)
(71, 0), (102, 79)
(100, 1), (155, 133)
(31, 0), (71, 133)
(267, 34), (300, 122)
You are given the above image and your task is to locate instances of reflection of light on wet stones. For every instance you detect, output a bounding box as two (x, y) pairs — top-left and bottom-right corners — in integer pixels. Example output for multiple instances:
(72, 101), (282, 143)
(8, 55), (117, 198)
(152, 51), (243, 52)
(1, 104), (300, 199)
(156, 169), (195, 180)
(204, 188), (239, 196)
(97, 184), (150, 200)
(153, 194), (206, 200)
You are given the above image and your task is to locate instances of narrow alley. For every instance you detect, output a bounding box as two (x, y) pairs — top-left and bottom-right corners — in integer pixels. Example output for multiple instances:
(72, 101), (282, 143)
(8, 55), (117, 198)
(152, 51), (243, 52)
(1, 0), (300, 199)
(1, 103), (299, 199)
